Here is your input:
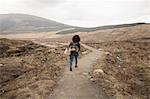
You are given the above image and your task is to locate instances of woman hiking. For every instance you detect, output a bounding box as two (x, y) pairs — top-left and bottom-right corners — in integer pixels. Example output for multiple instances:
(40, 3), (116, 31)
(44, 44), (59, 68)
(69, 35), (80, 71)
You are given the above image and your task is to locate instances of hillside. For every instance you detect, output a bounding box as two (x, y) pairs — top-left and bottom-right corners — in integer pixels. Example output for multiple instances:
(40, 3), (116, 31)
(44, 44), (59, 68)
(0, 38), (89, 99)
(0, 14), (147, 35)
(0, 14), (73, 34)
(83, 24), (150, 99)
(56, 23), (146, 34)
(0, 38), (68, 99)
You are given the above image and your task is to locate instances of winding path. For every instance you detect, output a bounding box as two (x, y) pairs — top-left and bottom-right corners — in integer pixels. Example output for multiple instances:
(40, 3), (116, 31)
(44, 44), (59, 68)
(48, 44), (109, 99)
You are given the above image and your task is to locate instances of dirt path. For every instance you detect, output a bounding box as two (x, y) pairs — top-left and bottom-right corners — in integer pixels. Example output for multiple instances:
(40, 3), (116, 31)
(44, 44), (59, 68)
(48, 44), (109, 99)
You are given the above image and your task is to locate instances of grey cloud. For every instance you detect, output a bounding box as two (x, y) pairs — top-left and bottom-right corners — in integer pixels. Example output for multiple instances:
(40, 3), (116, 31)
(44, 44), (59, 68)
(0, 0), (149, 27)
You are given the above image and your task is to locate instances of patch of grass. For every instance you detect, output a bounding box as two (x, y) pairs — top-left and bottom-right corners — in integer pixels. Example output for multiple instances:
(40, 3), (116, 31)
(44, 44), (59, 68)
(88, 40), (150, 99)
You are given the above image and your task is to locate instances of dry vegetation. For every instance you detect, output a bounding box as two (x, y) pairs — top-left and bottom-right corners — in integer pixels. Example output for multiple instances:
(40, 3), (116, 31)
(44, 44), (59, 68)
(0, 38), (87, 99)
(82, 24), (150, 43)
(0, 23), (149, 99)
(85, 24), (150, 99)
(0, 38), (67, 99)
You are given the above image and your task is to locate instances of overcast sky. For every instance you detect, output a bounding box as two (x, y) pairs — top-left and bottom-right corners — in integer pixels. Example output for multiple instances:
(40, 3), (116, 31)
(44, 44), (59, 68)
(0, 0), (149, 27)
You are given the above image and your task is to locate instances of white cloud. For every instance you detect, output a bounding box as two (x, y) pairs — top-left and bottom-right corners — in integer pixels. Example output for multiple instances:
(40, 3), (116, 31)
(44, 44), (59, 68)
(0, 0), (149, 27)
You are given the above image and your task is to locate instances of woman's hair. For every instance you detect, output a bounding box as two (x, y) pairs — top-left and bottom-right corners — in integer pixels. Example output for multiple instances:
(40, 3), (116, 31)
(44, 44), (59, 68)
(72, 35), (80, 43)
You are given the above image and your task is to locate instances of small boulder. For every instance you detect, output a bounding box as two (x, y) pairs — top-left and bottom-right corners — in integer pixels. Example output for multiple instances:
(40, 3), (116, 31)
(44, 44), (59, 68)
(90, 78), (95, 82)
(93, 69), (104, 74)
(105, 52), (112, 56)
(48, 49), (55, 53)
(0, 63), (4, 67)
(92, 69), (105, 80)
(82, 51), (88, 55)
(98, 49), (104, 51)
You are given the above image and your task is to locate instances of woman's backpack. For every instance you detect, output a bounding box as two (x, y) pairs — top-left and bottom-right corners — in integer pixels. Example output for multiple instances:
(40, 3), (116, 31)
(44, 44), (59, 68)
(69, 42), (79, 52)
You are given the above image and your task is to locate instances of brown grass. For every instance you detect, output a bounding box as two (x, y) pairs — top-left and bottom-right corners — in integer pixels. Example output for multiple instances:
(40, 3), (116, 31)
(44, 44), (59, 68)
(0, 38), (67, 99)
(87, 39), (150, 99)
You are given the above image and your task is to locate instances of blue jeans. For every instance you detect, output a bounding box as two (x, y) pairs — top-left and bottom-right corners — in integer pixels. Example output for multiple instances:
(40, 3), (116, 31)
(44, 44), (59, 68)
(70, 53), (78, 68)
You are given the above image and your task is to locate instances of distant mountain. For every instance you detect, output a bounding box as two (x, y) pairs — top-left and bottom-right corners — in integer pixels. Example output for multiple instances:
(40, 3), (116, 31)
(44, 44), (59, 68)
(57, 23), (146, 34)
(0, 14), (74, 34)
(0, 14), (147, 35)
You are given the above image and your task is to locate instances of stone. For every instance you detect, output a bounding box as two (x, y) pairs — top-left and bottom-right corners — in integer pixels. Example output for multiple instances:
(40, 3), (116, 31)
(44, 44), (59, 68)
(0, 63), (4, 67)
(105, 52), (112, 56)
(48, 49), (55, 52)
(93, 69), (104, 74)
(82, 51), (88, 55)
(90, 78), (95, 82)
(98, 49), (104, 51)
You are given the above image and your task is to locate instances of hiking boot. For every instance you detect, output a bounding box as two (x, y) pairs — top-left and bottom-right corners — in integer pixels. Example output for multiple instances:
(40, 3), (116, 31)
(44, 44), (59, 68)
(75, 65), (78, 68)
(70, 67), (72, 71)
